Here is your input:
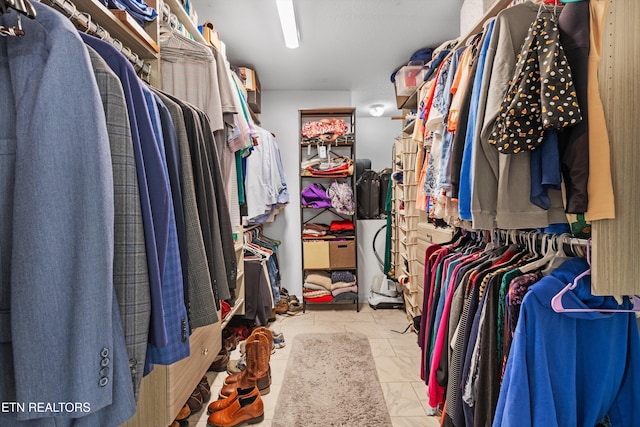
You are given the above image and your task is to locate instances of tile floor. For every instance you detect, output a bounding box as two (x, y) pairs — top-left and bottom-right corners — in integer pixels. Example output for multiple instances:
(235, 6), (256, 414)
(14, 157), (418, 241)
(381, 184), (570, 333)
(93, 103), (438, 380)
(188, 304), (441, 427)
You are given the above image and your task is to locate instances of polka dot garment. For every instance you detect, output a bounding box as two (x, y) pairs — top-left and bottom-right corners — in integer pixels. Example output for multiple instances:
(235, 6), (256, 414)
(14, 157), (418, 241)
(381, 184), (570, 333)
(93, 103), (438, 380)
(488, 16), (582, 154)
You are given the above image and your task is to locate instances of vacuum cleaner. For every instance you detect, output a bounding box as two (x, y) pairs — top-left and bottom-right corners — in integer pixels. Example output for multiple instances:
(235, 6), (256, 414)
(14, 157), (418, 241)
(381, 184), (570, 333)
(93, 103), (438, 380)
(368, 224), (404, 310)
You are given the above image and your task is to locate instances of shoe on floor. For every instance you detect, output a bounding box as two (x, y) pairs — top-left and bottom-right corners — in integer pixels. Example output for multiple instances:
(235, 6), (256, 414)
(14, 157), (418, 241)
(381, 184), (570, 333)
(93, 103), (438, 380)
(175, 404), (191, 421)
(187, 387), (204, 413)
(207, 392), (264, 427)
(226, 354), (246, 375)
(275, 297), (288, 315)
(208, 386), (259, 414)
(287, 300), (303, 316)
(208, 348), (230, 372)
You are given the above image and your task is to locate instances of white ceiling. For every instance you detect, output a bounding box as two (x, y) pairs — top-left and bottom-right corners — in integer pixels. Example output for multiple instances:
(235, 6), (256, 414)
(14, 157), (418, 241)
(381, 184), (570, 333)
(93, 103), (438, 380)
(191, 0), (463, 117)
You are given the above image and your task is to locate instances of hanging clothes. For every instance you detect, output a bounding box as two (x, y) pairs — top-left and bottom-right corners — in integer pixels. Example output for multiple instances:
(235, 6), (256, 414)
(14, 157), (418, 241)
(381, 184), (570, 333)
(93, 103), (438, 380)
(473, 2), (567, 230)
(152, 88), (219, 329)
(583, 0), (615, 221)
(86, 46), (151, 400)
(0, 3), (136, 425)
(494, 258), (640, 427)
(81, 34), (190, 374)
(244, 126), (290, 223)
(557, 1), (591, 213)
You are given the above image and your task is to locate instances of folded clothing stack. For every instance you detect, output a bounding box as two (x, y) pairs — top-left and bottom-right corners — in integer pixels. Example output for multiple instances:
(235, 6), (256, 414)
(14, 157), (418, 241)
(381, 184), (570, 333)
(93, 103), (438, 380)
(330, 270), (357, 299)
(302, 222), (329, 238)
(329, 220), (355, 237)
(102, 0), (157, 27)
(303, 271), (333, 302)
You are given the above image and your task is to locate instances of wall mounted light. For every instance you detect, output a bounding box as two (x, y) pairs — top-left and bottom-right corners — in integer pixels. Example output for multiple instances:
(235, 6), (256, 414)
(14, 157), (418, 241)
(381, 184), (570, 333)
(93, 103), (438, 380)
(369, 104), (385, 117)
(276, 0), (300, 49)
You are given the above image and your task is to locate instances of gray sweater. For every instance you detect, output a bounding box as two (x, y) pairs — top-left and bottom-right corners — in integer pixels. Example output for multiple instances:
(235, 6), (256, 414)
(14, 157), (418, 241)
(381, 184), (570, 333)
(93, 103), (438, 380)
(471, 1), (568, 230)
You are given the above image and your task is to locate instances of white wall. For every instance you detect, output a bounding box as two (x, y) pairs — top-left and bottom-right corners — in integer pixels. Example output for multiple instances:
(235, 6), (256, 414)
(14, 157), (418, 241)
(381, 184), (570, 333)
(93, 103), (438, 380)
(259, 91), (400, 302)
(356, 117), (397, 172)
(460, 0), (494, 35)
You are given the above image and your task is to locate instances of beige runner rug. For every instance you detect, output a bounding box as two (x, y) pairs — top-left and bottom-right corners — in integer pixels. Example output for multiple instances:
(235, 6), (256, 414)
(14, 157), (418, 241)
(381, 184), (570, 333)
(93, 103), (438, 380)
(272, 332), (392, 426)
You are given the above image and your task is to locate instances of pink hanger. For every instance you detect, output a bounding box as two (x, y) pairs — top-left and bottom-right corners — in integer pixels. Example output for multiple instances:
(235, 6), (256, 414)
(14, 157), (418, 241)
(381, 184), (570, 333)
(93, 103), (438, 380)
(551, 240), (640, 313)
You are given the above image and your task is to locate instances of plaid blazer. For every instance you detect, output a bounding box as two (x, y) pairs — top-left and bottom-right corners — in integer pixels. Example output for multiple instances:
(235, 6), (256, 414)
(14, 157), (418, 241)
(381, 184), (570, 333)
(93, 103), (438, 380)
(87, 47), (151, 401)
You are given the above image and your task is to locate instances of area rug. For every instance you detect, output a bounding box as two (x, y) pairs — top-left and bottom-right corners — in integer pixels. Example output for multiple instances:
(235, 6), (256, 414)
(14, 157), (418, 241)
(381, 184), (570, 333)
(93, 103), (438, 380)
(272, 332), (392, 427)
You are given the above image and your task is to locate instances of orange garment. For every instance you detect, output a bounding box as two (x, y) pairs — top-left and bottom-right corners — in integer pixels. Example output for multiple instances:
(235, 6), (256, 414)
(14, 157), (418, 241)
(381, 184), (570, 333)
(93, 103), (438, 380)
(413, 80), (435, 144)
(416, 152), (429, 212)
(447, 46), (474, 132)
(584, 0), (615, 221)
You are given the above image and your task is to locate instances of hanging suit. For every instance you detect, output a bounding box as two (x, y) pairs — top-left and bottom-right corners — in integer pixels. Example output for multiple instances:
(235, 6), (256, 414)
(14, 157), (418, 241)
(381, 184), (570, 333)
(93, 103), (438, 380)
(0, 2), (135, 425)
(86, 46), (151, 401)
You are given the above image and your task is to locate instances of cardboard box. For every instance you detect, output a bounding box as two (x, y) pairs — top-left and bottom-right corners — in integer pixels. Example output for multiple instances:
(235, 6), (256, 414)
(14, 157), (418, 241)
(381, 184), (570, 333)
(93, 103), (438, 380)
(237, 67), (260, 92)
(303, 241), (330, 269)
(247, 88), (261, 113)
(329, 240), (356, 269)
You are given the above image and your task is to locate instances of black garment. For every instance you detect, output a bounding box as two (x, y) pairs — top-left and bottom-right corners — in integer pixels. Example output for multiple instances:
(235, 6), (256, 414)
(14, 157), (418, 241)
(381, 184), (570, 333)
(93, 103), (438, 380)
(441, 254), (492, 425)
(558, 1), (590, 213)
(198, 110), (237, 291)
(474, 270), (510, 427)
(453, 264), (488, 427)
(166, 96), (229, 307)
(243, 259), (272, 326)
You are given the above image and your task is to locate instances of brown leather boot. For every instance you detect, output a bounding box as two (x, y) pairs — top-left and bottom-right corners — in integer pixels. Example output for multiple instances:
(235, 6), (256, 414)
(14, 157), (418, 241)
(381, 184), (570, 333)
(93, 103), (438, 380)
(206, 389), (264, 427)
(218, 333), (270, 398)
(207, 386), (259, 414)
(223, 366), (271, 392)
(252, 327), (274, 349)
(221, 329), (273, 394)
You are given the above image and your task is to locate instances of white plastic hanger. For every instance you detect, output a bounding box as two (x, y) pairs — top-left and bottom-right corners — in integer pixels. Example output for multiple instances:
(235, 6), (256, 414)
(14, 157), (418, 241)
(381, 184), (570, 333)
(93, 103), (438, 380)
(551, 241), (640, 313)
(520, 233), (554, 273)
(540, 234), (573, 276)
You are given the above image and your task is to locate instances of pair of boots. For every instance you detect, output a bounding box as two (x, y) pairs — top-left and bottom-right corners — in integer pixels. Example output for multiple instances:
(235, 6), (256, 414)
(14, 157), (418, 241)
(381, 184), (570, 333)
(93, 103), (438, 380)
(207, 328), (273, 427)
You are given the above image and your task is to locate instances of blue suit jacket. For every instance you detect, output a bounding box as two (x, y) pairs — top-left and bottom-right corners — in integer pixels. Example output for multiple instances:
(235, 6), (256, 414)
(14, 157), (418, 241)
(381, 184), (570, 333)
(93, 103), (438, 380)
(81, 33), (170, 349)
(0, 2), (135, 425)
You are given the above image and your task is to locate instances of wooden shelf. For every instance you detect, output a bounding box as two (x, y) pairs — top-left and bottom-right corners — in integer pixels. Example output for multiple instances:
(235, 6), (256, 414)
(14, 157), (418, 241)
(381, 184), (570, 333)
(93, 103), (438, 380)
(300, 138), (355, 147)
(73, 0), (159, 57)
(163, 0), (207, 45)
(111, 10), (159, 53)
(399, 85), (421, 110)
(301, 235), (355, 241)
(299, 107), (356, 118)
(403, 119), (416, 134)
(221, 298), (244, 330)
(300, 174), (353, 179)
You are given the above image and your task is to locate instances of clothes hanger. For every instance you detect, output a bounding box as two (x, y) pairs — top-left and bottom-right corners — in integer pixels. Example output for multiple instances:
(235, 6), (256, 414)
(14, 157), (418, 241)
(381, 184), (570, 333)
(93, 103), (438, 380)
(0, 0), (34, 37)
(520, 233), (555, 273)
(540, 234), (573, 276)
(551, 241), (640, 313)
(3, 0), (36, 19)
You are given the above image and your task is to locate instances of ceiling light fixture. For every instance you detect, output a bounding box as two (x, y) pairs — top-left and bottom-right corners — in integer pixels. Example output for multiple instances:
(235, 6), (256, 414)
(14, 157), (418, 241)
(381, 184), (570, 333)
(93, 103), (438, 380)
(276, 0), (300, 49)
(369, 104), (385, 117)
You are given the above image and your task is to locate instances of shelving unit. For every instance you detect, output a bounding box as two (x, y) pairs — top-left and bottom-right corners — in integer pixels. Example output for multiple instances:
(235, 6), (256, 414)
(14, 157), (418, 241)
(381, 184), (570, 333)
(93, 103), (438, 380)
(299, 108), (359, 312)
(391, 128), (429, 322)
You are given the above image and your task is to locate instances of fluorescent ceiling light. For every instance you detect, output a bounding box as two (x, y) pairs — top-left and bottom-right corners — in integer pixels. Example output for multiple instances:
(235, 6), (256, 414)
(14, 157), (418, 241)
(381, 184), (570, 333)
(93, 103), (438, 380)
(276, 0), (300, 49)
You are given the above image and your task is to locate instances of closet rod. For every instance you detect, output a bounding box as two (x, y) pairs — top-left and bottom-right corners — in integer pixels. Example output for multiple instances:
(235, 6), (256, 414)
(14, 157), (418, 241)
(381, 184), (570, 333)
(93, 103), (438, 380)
(43, 0), (151, 79)
(487, 228), (590, 251)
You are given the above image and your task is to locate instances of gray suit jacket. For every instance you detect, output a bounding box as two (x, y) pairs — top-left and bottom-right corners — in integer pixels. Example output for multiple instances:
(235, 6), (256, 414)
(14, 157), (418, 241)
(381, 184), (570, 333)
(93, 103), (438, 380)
(88, 47), (152, 401)
(0, 3), (135, 425)
(153, 88), (218, 328)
